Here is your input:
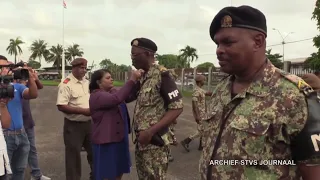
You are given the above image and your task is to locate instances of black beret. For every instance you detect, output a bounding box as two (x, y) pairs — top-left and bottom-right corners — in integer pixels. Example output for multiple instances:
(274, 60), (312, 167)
(130, 38), (157, 52)
(209, 5), (267, 40)
(71, 57), (87, 67)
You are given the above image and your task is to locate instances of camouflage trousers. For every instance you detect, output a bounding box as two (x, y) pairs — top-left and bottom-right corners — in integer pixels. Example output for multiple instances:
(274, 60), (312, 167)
(135, 146), (170, 180)
(168, 124), (177, 142)
(188, 121), (207, 141)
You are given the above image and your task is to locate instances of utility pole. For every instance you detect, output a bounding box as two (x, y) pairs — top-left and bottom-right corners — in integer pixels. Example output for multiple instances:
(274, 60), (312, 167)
(272, 28), (294, 63)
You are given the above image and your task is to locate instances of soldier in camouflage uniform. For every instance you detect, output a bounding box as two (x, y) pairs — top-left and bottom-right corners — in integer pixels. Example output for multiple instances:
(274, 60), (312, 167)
(130, 38), (184, 180)
(181, 75), (211, 152)
(167, 69), (179, 162)
(200, 5), (320, 180)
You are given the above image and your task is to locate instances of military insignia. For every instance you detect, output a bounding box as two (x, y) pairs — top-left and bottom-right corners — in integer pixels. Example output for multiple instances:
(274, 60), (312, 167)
(221, 15), (232, 28)
(298, 79), (311, 89)
(159, 65), (167, 72)
(63, 78), (70, 84)
(132, 40), (139, 46)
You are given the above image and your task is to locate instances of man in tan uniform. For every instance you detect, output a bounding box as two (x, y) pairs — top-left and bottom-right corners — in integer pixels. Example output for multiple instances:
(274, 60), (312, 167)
(181, 75), (211, 152)
(56, 58), (93, 180)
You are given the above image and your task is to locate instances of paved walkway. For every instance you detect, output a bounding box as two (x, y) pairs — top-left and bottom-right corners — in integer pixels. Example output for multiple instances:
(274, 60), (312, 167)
(27, 86), (201, 180)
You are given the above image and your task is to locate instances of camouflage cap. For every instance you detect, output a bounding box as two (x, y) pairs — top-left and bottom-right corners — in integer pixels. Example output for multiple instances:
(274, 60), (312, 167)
(71, 57), (87, 67)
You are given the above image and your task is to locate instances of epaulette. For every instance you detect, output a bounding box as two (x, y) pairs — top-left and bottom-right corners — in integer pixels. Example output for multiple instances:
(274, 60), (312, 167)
(276, 69), (313, 94)
(159, 65), (167, 72)
(63, 78), (70, 84)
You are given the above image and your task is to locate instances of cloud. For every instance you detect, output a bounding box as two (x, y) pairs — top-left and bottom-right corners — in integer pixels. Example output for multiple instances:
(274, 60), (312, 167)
(0, 0), (318, 68)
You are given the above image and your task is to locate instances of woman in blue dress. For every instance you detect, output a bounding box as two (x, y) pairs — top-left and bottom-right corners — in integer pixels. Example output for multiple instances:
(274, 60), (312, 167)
(89, 69), (142, 180)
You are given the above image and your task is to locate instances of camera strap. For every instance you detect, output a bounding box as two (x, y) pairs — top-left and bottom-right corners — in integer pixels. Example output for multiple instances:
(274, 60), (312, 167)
(206, 98), (243, 180)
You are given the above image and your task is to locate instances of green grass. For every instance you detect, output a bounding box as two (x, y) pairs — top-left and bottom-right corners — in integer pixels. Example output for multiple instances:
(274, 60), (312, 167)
(182, 90), (192, 97)
(40, 80), (193, 97)
(41, 80), (60, 86)
(40, 80), (125, 87)
(113, 81), (125, 87)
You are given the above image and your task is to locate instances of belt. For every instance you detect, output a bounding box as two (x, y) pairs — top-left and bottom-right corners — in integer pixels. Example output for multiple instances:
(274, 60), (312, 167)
(3, 128), (25, 135)
(64, 118), (91, 123)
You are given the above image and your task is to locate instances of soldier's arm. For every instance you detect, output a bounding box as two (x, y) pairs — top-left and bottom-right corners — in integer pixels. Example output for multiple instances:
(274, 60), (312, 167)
(192, 91), (201, 121)
(125, 81), (140, 103)
(56, 85), (88, 115)
(148, 71), (183, 135)
(22, 78), (38, 99)
(0, 104), (11, 129)
(288, 91), (320, 178)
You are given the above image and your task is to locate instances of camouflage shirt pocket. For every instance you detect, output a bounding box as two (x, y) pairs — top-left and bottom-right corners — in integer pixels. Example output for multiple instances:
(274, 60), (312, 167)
(228, 118), (271, 157)
(139, 87), (157, 106)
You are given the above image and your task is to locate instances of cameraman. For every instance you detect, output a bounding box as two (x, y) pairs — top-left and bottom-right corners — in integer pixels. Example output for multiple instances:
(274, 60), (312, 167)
(0, 56), (38, 180)
(17, 63), (50, 180)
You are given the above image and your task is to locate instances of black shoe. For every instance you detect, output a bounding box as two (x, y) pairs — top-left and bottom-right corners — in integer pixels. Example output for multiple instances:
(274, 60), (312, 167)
(198, 137), (203, 151)
(180, 137), (192, 152)
(169, 154), (174, 162)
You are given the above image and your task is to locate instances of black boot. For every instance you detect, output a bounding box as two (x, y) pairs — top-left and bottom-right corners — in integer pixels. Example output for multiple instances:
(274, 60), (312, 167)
(180, 137), (192, 152)
(169, 153), (174, 162)
(198, 137), (203, 151)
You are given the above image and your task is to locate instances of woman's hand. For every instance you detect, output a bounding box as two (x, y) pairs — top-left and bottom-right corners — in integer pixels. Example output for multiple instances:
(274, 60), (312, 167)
(130, 69), (144, 81)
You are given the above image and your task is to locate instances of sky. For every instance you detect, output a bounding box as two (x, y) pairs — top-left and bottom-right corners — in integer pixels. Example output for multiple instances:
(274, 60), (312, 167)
(0, 0), (318, 69)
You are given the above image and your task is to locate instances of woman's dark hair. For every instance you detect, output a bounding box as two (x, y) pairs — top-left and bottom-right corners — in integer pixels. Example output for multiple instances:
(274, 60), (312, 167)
(89, 69), (111, 93)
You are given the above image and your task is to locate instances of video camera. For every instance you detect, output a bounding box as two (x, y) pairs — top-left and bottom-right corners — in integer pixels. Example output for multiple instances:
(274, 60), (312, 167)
(0, 62), (30, 98)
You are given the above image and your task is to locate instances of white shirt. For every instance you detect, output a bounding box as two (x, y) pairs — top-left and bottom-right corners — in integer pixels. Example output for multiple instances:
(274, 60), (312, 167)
(0, 112), (12, 175)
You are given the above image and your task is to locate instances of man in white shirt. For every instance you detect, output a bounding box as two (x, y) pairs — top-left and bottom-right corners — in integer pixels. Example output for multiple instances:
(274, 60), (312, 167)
(0, 97), (13, 179)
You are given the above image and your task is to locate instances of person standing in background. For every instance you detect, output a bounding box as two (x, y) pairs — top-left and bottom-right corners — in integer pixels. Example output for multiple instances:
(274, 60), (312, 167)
(0, 56), (38, 180)
(0, 95), (12, 180)
(302, 73), (320, 90)
(18, 63), (51, 180)
(180, 75), (211, 152)
(56, 58), (93, 180)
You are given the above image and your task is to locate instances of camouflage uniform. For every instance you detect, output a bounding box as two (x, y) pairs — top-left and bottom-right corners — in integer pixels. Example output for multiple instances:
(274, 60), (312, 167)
(168, 69), (178, 145)
(199, 61), (313, 180)
(181, 85), (208, 151)
(189, 86), (208, 140)
(168, 124), (177, 143)
(133, 64), (183, 180)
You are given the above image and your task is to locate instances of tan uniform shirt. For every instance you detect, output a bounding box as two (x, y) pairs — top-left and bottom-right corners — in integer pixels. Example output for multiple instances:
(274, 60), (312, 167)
(192, 86), (207, 121)
(56, 73), (91, 122)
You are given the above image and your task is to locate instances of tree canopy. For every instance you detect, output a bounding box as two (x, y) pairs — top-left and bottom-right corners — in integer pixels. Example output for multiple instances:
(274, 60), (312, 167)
(304, 1), (320, 70)
(99, 58), (130, 74)
(266, 49), (283, 69)
(197, 62), (215, 70)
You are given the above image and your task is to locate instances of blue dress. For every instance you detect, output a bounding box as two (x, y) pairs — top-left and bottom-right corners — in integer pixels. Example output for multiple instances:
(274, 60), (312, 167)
(92, 103), (131, 180)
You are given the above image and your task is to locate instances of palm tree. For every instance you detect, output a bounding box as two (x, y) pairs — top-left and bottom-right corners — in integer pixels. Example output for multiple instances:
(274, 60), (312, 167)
(179, 45), (199, 68)
(29, 39), (49, 64)
(65, 44), (84, 62)
(6, 37), (25, 64)
(46, 44), (68, 69)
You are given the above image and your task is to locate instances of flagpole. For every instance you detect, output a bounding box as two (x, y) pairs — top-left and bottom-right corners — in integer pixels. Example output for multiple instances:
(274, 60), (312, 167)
(61, 0), (65, 81)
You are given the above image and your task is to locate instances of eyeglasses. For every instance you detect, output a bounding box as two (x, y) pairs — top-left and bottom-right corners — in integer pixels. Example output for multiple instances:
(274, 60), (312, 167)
(130, 52), (145, 58)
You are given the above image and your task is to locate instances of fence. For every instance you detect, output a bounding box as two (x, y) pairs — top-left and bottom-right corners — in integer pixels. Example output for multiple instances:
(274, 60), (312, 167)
(112, 61), (318, 92)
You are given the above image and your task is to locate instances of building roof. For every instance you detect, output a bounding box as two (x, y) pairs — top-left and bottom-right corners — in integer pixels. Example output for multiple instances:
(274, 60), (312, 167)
(286, 57), (307, 64)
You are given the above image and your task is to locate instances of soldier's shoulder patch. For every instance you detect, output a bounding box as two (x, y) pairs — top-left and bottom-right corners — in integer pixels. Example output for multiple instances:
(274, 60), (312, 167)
(159, 65), (167, 72)
(63, 78), (70, 84)
(276, 69), (312, 90)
